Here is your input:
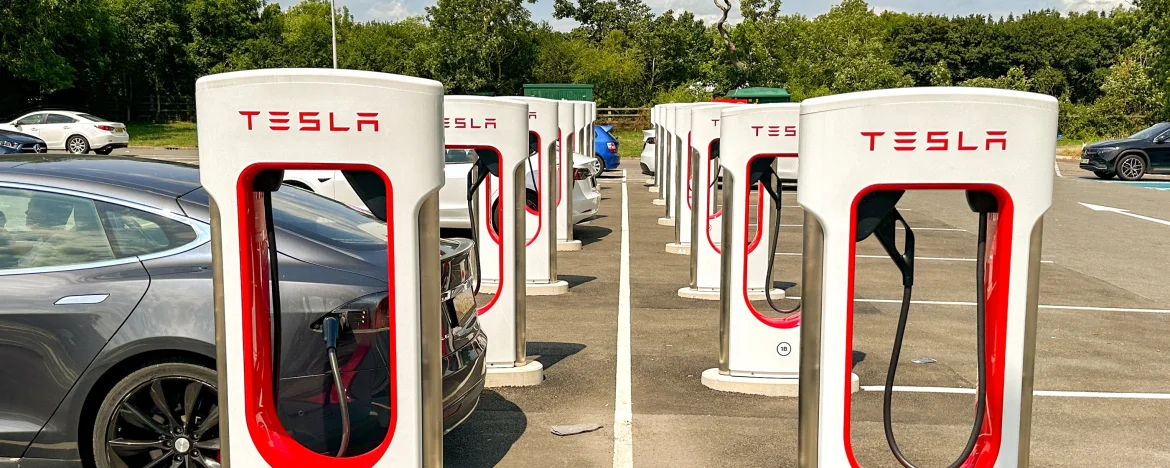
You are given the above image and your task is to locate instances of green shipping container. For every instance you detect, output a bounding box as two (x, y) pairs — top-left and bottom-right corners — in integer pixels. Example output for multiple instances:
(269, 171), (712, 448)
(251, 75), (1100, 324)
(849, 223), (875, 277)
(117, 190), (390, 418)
(523, 83), (594, 101)
(726, 87), (792, 104)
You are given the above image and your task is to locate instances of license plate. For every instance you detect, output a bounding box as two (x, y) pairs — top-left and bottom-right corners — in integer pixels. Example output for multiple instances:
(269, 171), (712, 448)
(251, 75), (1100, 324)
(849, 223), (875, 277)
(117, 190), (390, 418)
(1080, 158), (1089, 164)
(115, 128), (125, 133)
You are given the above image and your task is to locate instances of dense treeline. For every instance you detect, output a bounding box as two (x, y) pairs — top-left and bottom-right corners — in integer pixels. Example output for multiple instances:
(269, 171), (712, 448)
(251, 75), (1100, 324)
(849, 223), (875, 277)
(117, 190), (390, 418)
(1, 0), (1167, 138)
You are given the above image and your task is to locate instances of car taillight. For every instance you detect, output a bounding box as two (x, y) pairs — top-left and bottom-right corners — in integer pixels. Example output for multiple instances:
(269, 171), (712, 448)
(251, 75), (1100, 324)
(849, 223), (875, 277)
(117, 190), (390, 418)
(607, 142), (617, 153)
(574, 168), (590, 180)
(95, 125), (113, 131)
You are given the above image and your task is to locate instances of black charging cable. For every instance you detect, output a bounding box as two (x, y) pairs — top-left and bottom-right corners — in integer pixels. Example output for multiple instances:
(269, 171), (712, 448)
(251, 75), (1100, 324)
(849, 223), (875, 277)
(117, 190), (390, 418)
(320, 316), (350, 457)
(262, 191), (284, 403)
(466, 165), (485, 296)
(876, 200), (990, 468)
(746, 162), (801, 315)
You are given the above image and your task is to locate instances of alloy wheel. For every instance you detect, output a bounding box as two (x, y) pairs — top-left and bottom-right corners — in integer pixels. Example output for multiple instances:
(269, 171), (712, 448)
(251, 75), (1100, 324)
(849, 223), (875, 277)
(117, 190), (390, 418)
(105, 377), (220, 468)
(1120, 157), (1144, 179)
(68, 137), (87, 154)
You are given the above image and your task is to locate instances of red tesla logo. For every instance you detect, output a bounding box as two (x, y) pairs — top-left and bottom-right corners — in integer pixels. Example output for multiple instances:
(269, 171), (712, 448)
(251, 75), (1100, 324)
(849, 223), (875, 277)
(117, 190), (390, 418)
(752, 125), (797, 137)
(711, 119), (720, 127)
(861, 131), (1008, 152)
(444, 117), (498, 129)
(239, 111), (379, 132)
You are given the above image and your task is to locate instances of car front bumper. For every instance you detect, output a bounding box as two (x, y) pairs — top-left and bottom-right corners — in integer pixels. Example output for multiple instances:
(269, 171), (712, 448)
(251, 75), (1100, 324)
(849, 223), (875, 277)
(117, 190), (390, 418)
(1079, 151), (1116, 172)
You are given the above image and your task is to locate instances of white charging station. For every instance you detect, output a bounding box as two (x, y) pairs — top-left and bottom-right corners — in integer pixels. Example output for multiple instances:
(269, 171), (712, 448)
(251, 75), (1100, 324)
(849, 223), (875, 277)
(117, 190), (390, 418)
(574, 102), (587, 162)
(677, 103), (733, 299)
(655, 105), (664, 191)
(555, 100), (582, 251)
(198, 69), (444, 466)
(796, 88), (1057, 467)
(701, 104), (799, 397)
(444, 96), (544, 387)
(665, 103), (709, 253)
(652, 104), (676, 201)
(512, 96), (570, 295)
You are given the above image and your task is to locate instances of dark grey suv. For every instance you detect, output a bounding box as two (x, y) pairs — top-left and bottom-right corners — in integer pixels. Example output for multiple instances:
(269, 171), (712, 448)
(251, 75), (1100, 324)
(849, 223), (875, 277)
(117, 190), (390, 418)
(0, 156), (487, 467)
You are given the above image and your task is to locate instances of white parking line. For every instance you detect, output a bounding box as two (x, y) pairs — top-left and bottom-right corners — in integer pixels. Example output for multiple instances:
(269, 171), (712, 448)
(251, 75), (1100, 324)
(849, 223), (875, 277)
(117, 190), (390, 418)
(613, 169), (634, 468)
(773, 252), (1055, 264)
(860, 385), (1170, 400)
(1054, 161), (1063, 178)
(784, 296), (1170, 315)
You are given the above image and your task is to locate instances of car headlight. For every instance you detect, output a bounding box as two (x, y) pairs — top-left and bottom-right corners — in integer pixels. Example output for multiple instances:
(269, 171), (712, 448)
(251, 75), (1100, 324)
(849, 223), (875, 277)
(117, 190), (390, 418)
(1097, 147), (1120, 152)
(0, 141), (18, 149)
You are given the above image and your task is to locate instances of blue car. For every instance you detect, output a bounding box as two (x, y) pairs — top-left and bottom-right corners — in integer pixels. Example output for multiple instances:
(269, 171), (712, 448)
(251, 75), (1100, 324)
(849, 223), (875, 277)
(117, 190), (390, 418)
(594, 124), (620, 171)
(0, 130), (48, 154)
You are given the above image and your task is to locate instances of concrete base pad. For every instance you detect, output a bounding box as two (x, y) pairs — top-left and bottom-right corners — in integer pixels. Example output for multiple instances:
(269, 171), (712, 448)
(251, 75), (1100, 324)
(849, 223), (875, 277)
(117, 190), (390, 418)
(701, 368), (861, 397)
(652, 198), (665, 205)
(665, 243), (690, 255)
(649, 186), (660, 193)
(677, 287), (786, 301)
(486, 361), (545, 388)
(526, 280), (569, 296)
(657, 217), (675, 226)
(557, 240), (583, 251)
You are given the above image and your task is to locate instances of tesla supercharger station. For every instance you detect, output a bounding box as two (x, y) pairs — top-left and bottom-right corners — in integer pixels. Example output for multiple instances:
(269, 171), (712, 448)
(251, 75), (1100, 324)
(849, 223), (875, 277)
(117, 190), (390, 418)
(664, 103), (708, 252)
(556, 101), (582, 251)
(573, 102), (587, 167)
(199, 69), (444, 466)
(701, 104), (800, 397)
(649, 106), (662, 192)
(444, 96), (544, 387)
(796, 89), (1056, 467)
(653, 104), (677, 202)
(678, 103), (733, 299)
(512, 96), (570, 295)
(587, 102), (597, 164)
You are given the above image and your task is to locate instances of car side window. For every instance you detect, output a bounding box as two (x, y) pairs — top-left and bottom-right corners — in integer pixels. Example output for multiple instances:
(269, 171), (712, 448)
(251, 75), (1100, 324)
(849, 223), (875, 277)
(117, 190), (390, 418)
(15, 114), (45, 126)
(94, 201), (198, 258)
(1157, 129), (1170, 142)
(0, 188), (117, 270)
(44, 114), (77, 124)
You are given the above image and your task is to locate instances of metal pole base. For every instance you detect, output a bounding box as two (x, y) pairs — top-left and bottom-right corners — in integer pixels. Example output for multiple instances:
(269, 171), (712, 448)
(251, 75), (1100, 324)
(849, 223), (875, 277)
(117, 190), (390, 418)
(485, 361), (545, 388)
(665, 243), (690, 255)
(657, 217), (674, 226)
(557, 240), (583, 251)
(526, 280), (570, 296)
(700, 369), (860, 397)
(649, 186), (660, 193)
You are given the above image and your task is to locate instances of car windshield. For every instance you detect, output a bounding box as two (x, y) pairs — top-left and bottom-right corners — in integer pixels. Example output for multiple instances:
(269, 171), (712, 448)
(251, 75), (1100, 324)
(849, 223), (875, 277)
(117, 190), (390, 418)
(445, 149), (476, 164)
(271, 186), (386, 252)
(1128, 123), (1170, 140)
(77, 114), (108, 122)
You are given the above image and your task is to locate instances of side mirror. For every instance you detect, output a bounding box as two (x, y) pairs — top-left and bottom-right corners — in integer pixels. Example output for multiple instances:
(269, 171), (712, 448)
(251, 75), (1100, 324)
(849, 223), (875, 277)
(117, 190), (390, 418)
(1155, 137), (1166, 144)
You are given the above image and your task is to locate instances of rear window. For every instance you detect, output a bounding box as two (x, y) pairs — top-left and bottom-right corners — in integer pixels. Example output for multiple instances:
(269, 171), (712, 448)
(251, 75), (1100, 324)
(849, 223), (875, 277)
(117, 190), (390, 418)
(77, 114), (109, 122)
(271, 186), (386, 252)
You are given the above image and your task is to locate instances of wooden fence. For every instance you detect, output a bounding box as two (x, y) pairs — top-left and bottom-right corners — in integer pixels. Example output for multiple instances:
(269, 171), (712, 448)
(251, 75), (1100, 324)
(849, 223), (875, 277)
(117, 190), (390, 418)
(598, 107), (649, 131)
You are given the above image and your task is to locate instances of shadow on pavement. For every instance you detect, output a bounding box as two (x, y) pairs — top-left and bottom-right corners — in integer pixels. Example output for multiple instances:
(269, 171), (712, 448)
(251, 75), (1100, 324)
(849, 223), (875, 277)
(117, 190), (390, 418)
(559, 275), (596, 288)
(574, 225), (613, 246)
(528, 342), (586, 369)
(444, 391), (526, 468)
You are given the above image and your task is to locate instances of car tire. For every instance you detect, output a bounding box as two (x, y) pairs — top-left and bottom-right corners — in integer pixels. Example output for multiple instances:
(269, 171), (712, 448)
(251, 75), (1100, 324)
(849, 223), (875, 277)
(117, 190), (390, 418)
(92, 363), (220, 468)
(67, 135), (91, 154)
(1116, 154), (1146, 181)
(1093, 171), (1115, 180)
(95, 147), (114, 156)
(594, 155), (607, 173)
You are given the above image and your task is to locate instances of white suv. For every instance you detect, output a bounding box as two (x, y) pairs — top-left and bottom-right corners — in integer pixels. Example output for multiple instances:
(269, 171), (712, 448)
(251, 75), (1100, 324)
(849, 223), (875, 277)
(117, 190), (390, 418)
(0, 111), (129, 154)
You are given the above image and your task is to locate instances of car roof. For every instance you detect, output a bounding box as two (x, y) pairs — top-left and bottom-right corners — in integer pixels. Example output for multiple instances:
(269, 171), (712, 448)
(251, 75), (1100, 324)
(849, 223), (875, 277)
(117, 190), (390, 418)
(0, 155), (201, 209)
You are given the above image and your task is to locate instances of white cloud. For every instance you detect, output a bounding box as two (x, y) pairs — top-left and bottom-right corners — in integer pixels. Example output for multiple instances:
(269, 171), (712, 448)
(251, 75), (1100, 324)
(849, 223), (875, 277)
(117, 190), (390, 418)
(366, 0), (420, 21)
(871, 5), (905, 14)
(1060, 0), (1130, 12)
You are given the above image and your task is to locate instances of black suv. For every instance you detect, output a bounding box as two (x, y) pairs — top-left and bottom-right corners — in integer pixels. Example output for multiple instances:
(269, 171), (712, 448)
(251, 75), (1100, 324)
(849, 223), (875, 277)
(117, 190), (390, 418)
(1080, 122), (1170, 181)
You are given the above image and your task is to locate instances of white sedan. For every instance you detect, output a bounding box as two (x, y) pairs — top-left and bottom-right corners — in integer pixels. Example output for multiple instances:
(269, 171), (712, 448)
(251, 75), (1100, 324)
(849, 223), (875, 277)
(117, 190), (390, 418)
(639, 129), (655, 174)
(283, 149), (601, 229)
(0, 111), (129, 154)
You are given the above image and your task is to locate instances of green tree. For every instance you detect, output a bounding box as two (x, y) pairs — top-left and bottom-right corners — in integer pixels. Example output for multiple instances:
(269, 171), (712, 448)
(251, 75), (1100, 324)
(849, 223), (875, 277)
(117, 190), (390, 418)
(426, 0), (538, 94)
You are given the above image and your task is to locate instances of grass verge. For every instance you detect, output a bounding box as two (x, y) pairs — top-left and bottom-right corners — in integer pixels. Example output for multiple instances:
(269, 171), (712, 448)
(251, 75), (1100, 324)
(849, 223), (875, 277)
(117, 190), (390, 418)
(613, 129), (646, 159)
(126, 122), (198, 148)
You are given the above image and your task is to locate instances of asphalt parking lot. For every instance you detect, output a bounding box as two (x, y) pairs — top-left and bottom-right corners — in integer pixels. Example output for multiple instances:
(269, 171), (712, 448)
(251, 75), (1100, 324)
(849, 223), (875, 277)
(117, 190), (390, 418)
(123, 148), (1169, 467)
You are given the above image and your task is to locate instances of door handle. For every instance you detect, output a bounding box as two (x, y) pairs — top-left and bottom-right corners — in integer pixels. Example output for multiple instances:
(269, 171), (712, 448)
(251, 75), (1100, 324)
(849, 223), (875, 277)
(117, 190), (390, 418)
(63, 126), (71, 129)
(55, 294), (110, 305)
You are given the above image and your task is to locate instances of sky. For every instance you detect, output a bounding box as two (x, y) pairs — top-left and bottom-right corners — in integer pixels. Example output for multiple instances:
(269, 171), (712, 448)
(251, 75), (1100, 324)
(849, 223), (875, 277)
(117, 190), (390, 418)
(289, 0), (1132, 29)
